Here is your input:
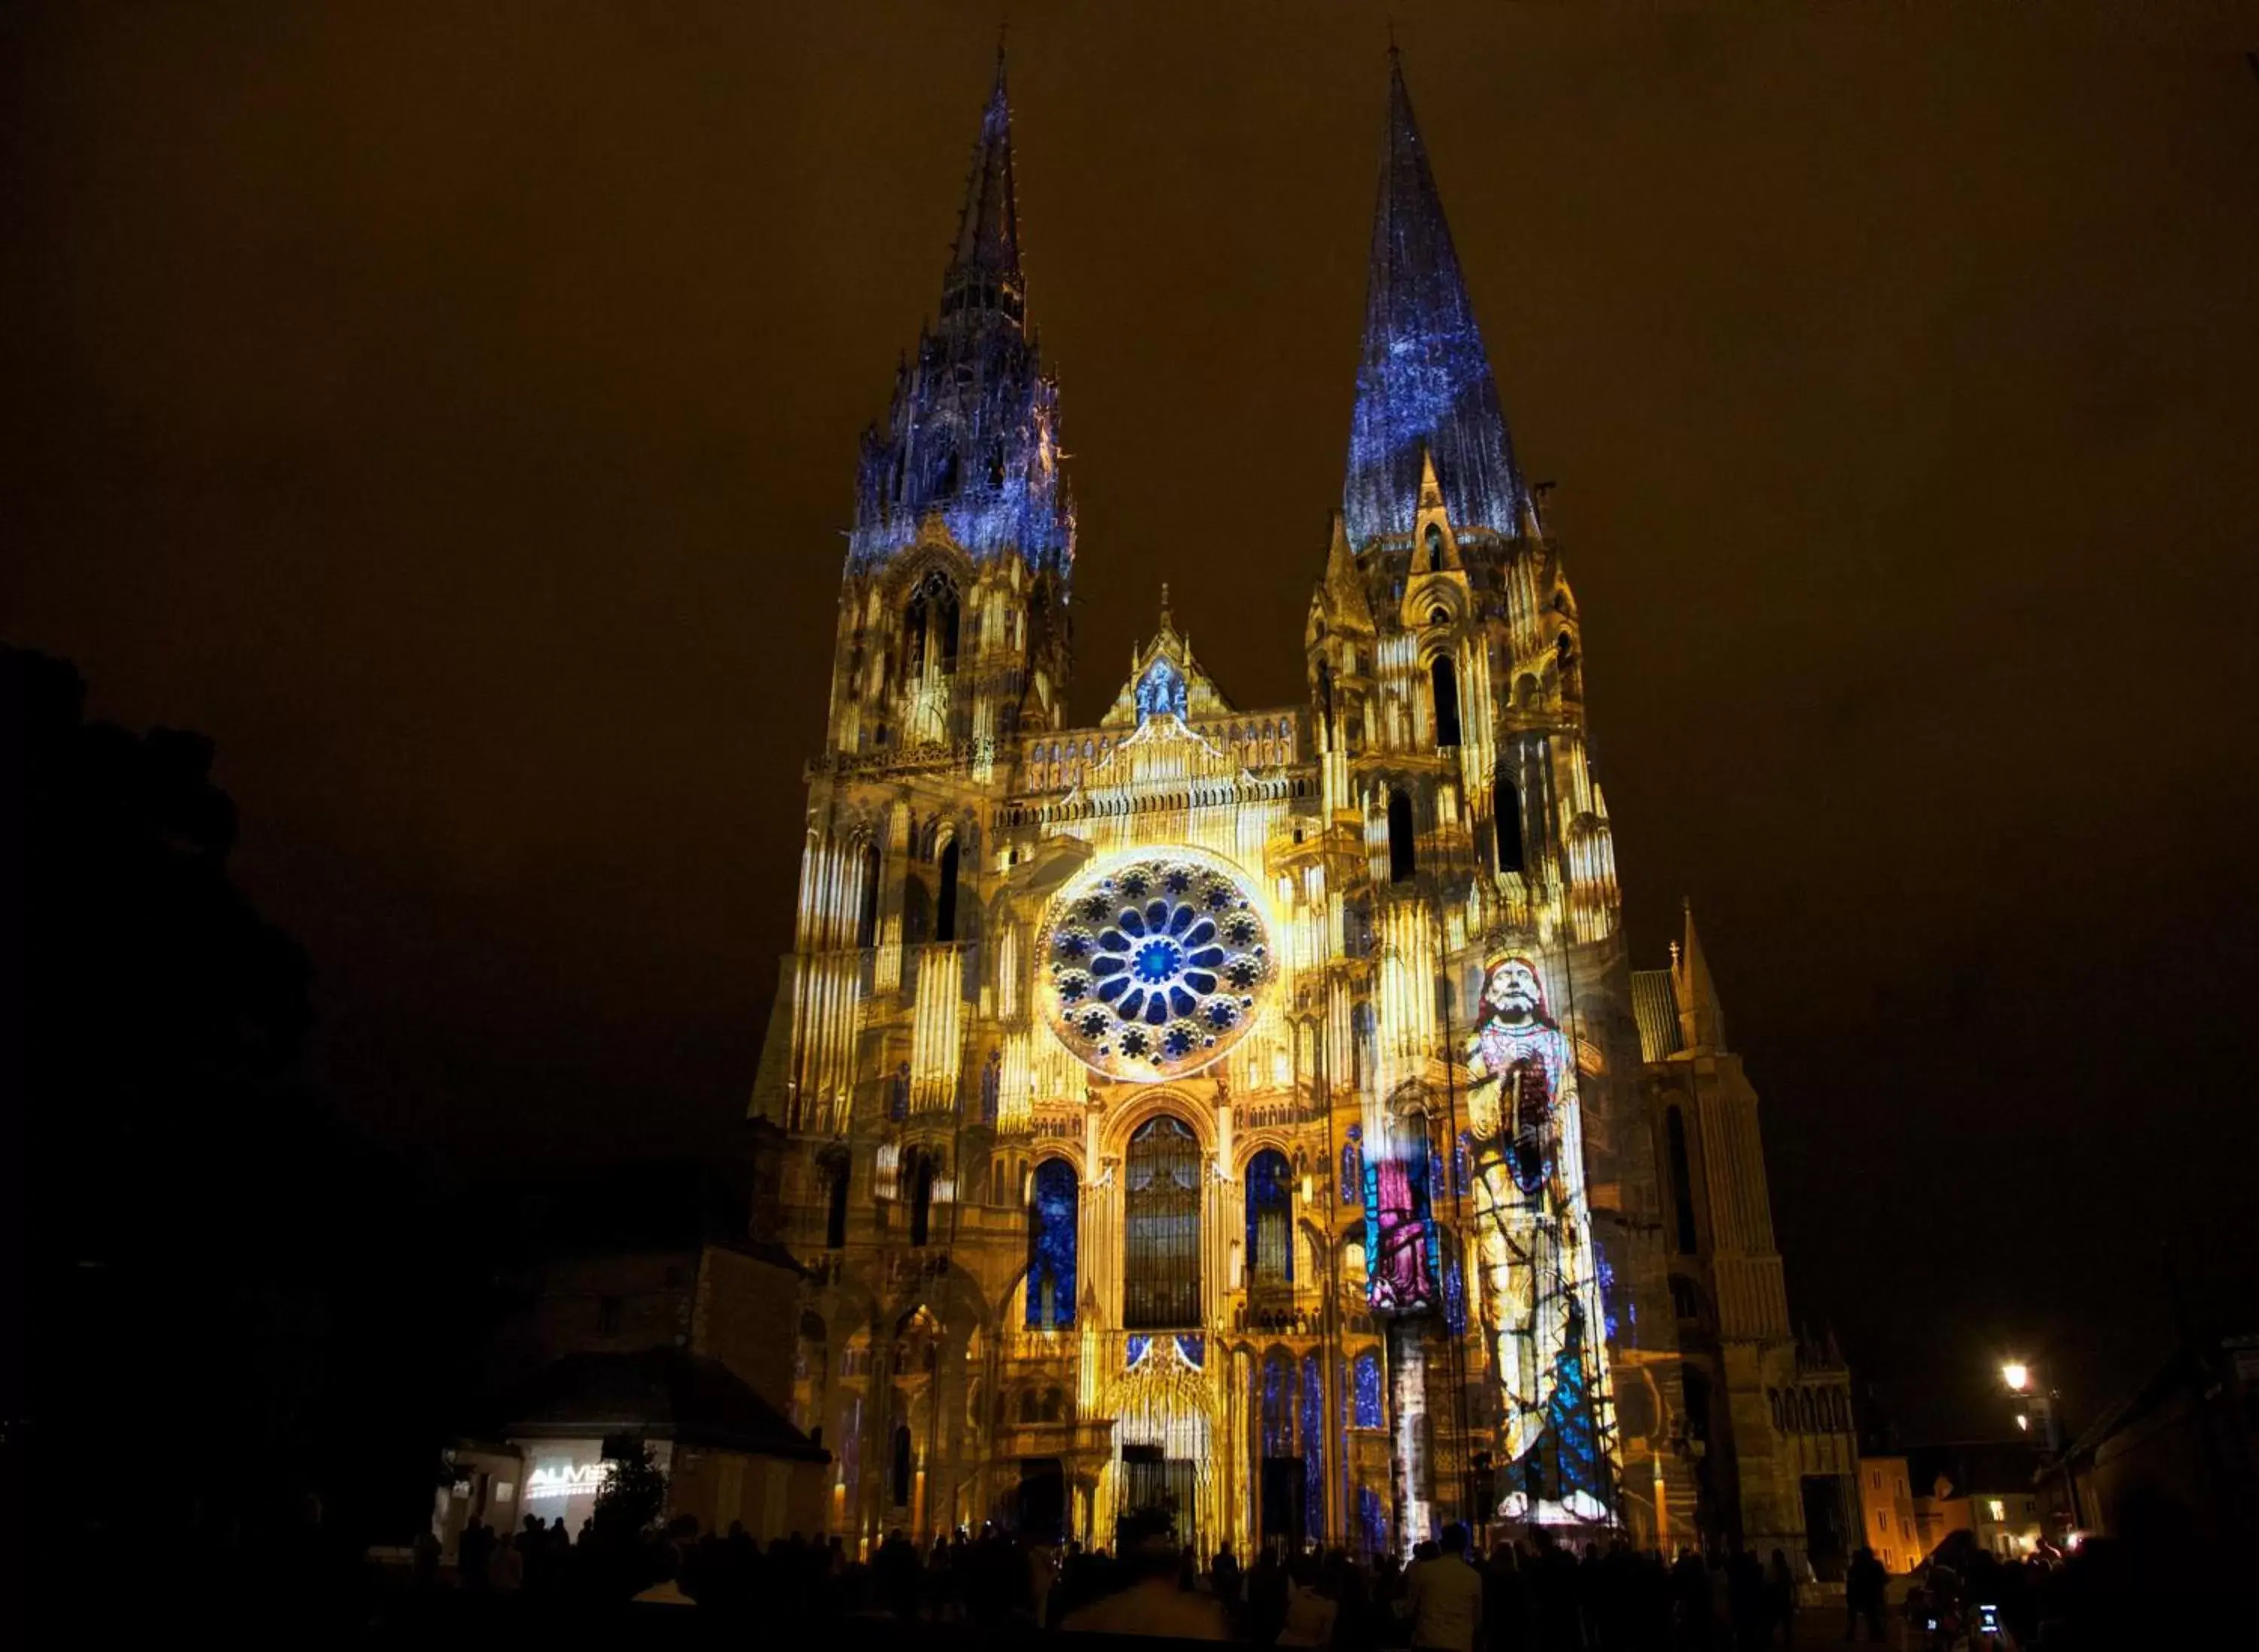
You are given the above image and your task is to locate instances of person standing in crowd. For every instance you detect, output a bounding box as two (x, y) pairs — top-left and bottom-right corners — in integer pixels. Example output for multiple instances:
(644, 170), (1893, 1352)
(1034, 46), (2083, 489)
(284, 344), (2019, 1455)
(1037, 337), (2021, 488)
(1058, 1510), (1230, 1638)
(1845, 1545), (1888, 1642)
(1404, 1523), (1483, 1652)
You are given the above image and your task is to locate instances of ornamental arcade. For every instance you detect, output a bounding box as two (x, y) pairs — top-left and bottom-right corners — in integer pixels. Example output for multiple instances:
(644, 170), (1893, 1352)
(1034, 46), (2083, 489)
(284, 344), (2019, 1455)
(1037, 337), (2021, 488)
(748, 49), (1828, 1567)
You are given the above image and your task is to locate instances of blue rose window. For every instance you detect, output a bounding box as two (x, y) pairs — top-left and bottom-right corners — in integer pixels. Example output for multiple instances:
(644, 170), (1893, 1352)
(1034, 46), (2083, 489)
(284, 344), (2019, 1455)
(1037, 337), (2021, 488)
(1036, 849), (1273, 1082)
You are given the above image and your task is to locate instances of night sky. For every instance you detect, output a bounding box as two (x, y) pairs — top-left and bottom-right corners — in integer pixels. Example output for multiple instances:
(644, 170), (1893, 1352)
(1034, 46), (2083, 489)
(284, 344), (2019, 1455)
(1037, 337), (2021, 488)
(8, 5), (2258, 1438)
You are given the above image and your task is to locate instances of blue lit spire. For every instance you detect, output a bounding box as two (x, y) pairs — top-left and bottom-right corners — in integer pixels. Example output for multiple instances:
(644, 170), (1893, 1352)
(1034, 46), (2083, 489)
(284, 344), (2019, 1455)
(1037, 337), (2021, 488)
(849, 49), (1075, 581)
(1342, 53), (1525, 549)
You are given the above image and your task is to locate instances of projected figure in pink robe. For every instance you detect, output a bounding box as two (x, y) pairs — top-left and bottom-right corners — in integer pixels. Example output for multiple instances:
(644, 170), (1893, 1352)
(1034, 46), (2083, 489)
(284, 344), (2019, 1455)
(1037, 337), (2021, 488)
(1465, 953), (1615, 1526)
(1367, 1143), (1438, 1312)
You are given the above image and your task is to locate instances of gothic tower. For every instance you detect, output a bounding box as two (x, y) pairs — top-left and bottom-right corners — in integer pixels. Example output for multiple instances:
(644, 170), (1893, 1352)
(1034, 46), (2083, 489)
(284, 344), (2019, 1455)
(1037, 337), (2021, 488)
(751, 50), (1698, 1559)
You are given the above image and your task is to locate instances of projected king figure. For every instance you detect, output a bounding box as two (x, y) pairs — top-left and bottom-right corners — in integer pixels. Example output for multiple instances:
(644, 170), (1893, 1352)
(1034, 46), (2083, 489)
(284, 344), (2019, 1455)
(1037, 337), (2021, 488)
(1465, 953), (1615, 1524)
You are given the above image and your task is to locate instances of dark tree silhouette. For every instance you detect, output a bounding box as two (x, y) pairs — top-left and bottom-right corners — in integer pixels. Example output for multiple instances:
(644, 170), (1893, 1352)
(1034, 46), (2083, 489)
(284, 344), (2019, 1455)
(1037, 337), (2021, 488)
(12, 645), (494, 1619)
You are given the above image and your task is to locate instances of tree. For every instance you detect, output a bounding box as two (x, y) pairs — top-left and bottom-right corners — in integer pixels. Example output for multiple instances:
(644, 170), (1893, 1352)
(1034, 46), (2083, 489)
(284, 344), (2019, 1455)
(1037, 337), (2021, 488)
(593, 1435), (669, 1541)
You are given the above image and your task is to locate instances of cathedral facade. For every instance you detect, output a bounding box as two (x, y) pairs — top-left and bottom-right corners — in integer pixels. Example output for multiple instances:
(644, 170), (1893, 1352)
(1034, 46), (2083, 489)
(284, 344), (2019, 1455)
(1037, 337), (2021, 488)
(747, 52), (1800, 1562)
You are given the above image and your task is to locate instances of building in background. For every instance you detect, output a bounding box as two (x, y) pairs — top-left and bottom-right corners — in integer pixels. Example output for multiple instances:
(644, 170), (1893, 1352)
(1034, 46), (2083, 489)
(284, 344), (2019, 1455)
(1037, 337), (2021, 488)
(435, 1164), (828, 1553)
(1858, 1454), (1921, 1574)
(1907, 1443), (2050, 1562)
(745, 48), (1829, 1561)
(1634, 907), (1858, 1578)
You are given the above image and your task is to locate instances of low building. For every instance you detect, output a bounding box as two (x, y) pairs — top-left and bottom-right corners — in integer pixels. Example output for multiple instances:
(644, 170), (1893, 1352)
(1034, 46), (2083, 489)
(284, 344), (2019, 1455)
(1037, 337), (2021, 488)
(1907, 1443), (2049, 1562)
(2058, 1329), (2259, 1577)
(435, 1161), (828, 1554)
(1857, 1454), (1920, 1574)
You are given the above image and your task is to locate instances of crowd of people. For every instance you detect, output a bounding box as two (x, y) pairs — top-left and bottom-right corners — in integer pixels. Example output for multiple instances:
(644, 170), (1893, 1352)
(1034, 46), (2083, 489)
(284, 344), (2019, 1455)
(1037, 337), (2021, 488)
(398, 1510), (2151, 1648)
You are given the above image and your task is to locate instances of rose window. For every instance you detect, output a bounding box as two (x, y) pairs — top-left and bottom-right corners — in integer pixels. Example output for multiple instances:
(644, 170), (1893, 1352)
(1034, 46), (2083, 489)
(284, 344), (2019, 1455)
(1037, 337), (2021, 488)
(1035, 849), (1274, 1082)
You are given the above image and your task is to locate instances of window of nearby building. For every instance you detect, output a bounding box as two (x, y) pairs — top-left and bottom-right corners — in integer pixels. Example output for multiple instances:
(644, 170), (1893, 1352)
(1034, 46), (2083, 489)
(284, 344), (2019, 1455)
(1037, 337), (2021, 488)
(1987, 1499), (2006, 1522)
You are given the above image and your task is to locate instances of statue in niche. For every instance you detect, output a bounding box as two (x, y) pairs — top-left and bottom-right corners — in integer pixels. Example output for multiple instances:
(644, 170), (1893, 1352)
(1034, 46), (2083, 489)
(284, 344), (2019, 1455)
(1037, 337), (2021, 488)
(1463, 953), (1616, 1526)
(1134, 657), (1187, 724)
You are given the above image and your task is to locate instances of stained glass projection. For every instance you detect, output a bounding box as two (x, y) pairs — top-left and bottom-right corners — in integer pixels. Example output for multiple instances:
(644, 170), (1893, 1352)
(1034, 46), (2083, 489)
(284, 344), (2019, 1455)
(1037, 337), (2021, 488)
(1026, 1157), (1078, 1330)
(1035, 849), (1275, 1083)
(1123, 1117), (1203, 1329)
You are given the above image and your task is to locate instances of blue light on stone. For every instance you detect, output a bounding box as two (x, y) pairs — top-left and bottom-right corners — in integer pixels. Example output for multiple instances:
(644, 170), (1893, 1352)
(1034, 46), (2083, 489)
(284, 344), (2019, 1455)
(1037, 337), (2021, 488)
(1342, 59), (1524, 548)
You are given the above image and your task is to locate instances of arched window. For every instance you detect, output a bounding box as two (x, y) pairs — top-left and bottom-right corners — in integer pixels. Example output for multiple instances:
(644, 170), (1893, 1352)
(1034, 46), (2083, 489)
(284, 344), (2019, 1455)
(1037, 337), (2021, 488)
(901, 876), (934, 947)
(888, 1062), (910, 1123)
(1493, 775), (1525, 875)
(891, 1423), (913, 1507)
(854, 843), (883, 947)
(1681, 1366), (1712, 1446)
(1666, 1107), (1699, 1254)
(1386, 790), (1416, 883)
(905, 568), (961, 677)
(935, 839), (960, 943)
(1041, 1386), (1064, 1422)
(1316, 661), (1334, 725)
(1245, 1149), (1294, 1290)
(1352, 1350), (1384, 1428)
(980, 1050), (1001, 1126)
(1669, 1275), (1701, 1321)
(1123, 1116), (1202, 1329)
(823, 1154), (850, 1249)
(1767, 1387), (1783, 1431)
(1430, 657), (1462, 747)
(1019, 1388), (1038, 1424)
(1026, 1157), (1079, 1331)
(1350, 1003), (1376, 1093)
(1261, 1351), (1296, 1456)
(1424, 523), (1446, 567)
(907, 1149), (934, 1247)
(1340, 1124), (1365, 1209)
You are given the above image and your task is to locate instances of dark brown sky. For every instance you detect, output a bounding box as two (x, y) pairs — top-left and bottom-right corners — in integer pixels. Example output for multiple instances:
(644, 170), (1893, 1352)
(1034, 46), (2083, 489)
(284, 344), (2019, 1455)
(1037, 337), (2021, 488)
(8, 3), (2259, 1435)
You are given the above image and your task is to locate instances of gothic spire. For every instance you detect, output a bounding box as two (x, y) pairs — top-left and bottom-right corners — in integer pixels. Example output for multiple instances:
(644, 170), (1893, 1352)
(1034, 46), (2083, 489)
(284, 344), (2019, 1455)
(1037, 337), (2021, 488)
(947, 48), (1022, 298)
(1675, 898), (1728, 1053)
(1342, 52), (1524, 549)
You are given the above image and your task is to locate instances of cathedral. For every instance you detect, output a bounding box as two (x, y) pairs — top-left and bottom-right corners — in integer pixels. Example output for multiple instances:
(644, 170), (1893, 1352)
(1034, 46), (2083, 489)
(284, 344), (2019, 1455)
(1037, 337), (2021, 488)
(748, 50), (1846, 1568)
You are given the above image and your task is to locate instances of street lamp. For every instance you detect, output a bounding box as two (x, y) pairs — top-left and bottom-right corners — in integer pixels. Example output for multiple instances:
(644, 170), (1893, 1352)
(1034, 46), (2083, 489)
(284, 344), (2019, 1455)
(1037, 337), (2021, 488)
(2000, 1361), (2030, 1394)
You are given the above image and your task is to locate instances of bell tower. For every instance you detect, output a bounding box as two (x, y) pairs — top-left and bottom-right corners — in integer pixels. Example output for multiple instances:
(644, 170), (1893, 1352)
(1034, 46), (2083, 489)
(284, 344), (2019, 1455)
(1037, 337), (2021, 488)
(827, 50), (1075, 761)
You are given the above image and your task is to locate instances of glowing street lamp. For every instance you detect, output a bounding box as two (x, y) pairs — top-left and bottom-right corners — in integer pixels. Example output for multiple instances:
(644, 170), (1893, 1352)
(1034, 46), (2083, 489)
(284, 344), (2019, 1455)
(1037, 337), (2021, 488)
(2001, 1361), (2031, 1394)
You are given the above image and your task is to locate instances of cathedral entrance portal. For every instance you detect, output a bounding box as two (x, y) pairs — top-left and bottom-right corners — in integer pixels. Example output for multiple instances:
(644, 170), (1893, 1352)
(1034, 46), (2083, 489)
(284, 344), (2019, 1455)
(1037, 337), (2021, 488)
(1259, 1457), (1306, 1553)
(1120, 1443), (1199, 1550)
(1017, 1457), (1065, 1543)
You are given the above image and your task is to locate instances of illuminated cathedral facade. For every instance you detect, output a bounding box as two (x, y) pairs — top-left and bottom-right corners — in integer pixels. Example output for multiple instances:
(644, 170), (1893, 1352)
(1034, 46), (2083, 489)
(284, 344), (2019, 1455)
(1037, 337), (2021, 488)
(748, 52), (1816, 1562)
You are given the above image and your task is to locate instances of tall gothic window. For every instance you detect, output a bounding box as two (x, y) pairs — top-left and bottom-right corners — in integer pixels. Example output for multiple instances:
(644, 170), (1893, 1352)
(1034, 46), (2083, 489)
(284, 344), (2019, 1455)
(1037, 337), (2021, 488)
(1245, 1149), (1294, 1289)
(1666, 1107), (1699, 1255)
(823, 1153), (850, 1249)
(905, 568), (961, 677)
(1352, 1350), (1384, 1428)
(1493, 775), (1526, 875)
(901, 876), (934, 947)
(1123, 1116), (1202, 1329)
(1340, 1124), (1365, 1209)
(935, 839), (961, 943)
(891, 1423), (913, 1507)
(1386, 790), (1416, 883)
(1026, 1157), (1079, 1331)
(854, 843), (883, 946)
(1430, 656), (1462, 748)
(905, 1148), (935, 1248)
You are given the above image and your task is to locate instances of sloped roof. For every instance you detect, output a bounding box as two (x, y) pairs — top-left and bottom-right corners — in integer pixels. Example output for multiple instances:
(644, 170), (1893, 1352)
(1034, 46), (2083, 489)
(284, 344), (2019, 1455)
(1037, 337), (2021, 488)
(505, 1347), (827, 1463)
(1631, 969), (1683, 1063)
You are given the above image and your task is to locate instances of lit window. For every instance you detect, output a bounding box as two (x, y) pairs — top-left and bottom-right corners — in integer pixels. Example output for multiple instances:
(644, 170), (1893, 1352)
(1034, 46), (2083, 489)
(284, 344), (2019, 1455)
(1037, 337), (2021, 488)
(1986, 1499), (2006, 1522)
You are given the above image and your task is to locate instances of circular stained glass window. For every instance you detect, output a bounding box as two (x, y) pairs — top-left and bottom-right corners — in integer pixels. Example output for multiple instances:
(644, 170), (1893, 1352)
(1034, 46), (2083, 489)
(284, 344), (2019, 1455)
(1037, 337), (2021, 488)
(1035, 848), (1274, 1083)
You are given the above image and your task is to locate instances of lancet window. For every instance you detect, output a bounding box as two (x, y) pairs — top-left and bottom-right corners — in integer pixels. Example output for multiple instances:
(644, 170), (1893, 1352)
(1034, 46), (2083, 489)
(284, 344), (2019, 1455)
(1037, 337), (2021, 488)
(1123, 1116), (1202, 1329)
(1026, 1157), (1079, 1330)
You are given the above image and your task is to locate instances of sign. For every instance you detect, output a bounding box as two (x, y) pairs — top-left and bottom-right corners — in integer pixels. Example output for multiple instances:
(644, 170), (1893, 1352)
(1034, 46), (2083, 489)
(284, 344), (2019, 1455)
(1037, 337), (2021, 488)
(524, 1461), (613, 1501)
